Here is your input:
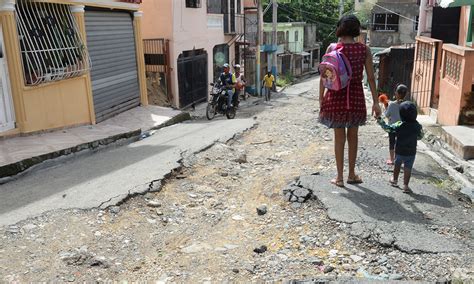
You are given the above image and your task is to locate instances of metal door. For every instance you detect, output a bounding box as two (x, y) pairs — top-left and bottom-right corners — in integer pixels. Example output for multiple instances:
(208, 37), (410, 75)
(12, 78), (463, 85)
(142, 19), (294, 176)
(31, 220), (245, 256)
(85, 10), (140, 122)
(0, 24), (15, 132)
(411, 40), (440, 110)
(177, 50), (208, 108)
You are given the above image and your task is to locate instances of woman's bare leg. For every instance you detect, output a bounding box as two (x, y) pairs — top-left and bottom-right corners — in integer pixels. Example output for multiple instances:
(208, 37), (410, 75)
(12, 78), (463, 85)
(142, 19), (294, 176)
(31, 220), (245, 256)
(347, 127), (359, 179)
(334, 128), (346, 181)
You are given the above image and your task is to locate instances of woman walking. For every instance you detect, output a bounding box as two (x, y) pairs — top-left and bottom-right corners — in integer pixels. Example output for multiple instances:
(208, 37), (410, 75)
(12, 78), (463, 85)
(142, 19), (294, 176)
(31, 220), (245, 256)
(319, 15), (381, 187)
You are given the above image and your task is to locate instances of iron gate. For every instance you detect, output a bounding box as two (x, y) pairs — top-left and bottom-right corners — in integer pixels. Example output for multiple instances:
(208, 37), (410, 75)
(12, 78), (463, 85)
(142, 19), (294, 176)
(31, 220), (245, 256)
(411, 39), (441, 111)
(177, 49), (208, 108)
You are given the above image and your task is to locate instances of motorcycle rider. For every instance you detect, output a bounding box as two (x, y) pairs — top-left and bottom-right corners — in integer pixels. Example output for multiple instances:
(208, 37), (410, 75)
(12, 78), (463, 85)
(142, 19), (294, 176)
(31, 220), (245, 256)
(219, 63), (237, 110)
(233, 64), (246, 107)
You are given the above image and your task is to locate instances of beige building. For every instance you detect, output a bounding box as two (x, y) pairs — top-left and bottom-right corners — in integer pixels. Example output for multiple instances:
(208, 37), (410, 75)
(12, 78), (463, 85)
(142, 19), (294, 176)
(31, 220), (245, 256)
(141, 0), (244, 108)
(0, 0), (148, 136)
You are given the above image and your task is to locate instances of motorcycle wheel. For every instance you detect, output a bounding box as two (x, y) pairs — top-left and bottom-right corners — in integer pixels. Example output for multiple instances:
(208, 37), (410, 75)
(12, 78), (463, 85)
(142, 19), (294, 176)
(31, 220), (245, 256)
(206, 103), (216, 120)
(226, 107), (236, 119)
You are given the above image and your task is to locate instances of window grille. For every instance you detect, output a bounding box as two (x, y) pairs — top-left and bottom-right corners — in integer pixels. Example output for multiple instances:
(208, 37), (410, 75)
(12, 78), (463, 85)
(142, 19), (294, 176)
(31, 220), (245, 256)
(373, 13), (399, 32)
(15, 0), (90, 86)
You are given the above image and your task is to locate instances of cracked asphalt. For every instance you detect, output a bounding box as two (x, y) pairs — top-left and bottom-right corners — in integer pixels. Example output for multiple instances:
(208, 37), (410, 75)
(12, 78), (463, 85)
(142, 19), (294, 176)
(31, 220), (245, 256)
(0, 76), (473, 282)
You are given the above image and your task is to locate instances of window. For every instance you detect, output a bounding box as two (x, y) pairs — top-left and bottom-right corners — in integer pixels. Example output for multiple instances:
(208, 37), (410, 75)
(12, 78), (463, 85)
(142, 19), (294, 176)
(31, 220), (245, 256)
(373, 13), (399, 32)
(15, 0), (90, 86)
(186, 0), (201, 8)
(414, 16), (419, 32)
(207, 0), (222, 13)
(295, 31), (299, 41)
(467, 5), (474, 46)
(277, 31), (285, 44)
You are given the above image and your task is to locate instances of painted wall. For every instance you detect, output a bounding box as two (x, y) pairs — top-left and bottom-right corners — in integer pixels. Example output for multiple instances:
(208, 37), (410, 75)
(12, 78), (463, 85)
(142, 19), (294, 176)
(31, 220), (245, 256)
(370, 2), (418, 47)
(140, 0), (172, 40)
(438, 44), (474, 125)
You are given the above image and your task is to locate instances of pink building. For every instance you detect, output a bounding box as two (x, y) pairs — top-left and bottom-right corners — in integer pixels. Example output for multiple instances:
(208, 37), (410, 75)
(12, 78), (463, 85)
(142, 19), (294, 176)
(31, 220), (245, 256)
(413, 0), (474, 126)
(141, 0), (244, 108)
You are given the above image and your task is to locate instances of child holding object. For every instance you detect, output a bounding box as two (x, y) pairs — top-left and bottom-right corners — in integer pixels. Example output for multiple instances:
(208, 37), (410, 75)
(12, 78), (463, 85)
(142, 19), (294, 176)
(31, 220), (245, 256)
(376, 101), (423, 194)
(384, 84), (409, 165)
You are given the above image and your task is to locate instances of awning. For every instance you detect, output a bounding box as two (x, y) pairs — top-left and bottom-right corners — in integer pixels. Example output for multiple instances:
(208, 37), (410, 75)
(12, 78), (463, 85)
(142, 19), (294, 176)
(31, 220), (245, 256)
(439, 0), (474, 8)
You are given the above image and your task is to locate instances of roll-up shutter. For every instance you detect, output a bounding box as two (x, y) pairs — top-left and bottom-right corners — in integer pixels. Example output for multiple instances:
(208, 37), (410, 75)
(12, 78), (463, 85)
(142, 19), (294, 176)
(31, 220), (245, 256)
(85, 10), (140, 122)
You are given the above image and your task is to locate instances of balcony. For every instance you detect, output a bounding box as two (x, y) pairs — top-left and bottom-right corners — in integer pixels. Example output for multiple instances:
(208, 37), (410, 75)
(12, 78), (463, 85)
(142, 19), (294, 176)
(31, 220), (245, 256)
(223, 13), (244, 35)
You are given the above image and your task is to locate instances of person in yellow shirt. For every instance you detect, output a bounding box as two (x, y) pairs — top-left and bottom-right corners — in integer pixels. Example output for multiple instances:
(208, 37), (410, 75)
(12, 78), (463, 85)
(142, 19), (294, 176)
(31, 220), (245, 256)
(262, 71), (275, 101)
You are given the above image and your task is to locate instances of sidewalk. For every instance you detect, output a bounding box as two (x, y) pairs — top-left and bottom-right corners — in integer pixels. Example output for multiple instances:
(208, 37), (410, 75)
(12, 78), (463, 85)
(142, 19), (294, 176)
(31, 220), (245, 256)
(0, 106), (190, 181)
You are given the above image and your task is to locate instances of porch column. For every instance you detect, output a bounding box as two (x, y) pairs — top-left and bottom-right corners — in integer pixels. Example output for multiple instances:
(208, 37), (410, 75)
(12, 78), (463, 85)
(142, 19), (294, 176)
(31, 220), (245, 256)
(133, 11), (148, 106)
(71, 5), (96, 124)
(0, 0), (27, 132)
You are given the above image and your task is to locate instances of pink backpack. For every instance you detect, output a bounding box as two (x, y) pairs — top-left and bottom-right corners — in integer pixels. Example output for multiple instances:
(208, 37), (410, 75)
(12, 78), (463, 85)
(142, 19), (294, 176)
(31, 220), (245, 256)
(319, 43), (352, 108)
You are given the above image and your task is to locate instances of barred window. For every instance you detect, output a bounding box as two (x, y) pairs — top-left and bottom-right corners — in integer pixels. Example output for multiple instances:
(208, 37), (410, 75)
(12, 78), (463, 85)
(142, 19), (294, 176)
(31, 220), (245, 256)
(15, 0), (90, 86)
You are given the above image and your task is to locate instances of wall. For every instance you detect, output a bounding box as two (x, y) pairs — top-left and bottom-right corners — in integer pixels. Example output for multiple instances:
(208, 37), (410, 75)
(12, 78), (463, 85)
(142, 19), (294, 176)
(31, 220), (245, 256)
(370, 2), (418, 47)
(304, 24), (318, 50)
(140, 0), (172, 40)
(438, 44), (474, 125)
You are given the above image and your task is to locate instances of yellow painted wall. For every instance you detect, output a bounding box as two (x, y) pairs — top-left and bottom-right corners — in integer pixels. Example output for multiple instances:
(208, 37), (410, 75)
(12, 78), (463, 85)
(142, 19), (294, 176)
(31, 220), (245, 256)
(21, 77), (91, 132)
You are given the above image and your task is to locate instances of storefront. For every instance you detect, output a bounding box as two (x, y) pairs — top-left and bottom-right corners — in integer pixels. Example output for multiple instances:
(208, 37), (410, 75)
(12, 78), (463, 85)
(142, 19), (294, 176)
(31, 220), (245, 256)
(0, 0), (147, 135)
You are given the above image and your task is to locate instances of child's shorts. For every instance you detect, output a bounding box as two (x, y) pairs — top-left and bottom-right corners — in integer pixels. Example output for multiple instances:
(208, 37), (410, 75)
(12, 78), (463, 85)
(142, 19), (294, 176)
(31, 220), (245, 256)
(394, 154), (416, 169)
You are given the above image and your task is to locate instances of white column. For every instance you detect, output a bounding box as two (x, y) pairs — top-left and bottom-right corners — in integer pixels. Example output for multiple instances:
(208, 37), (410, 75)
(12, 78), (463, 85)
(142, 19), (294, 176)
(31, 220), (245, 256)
(418, 0), (427, 36)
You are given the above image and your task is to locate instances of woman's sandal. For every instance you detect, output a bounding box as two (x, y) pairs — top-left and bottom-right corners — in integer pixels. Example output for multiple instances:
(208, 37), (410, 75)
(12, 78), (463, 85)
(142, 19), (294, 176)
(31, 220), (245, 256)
(403, 186), (413, 194)
(347, 175), (363, 184)
(386, 160), (394, 165)
(389, 179), (399, 187)
(331, 179), (345, 188)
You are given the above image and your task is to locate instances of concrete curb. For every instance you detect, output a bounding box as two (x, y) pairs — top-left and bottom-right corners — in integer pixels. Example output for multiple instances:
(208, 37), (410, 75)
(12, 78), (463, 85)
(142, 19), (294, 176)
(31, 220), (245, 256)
(0, 112), (191, 182)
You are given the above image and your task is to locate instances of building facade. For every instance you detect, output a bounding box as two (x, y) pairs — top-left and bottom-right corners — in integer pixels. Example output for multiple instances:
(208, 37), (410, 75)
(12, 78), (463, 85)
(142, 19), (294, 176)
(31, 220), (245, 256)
(369, 0), (419, 47)
(412, 0), (474, 126)
(0, 0), (147, 136)
(141, 0), (244, 109)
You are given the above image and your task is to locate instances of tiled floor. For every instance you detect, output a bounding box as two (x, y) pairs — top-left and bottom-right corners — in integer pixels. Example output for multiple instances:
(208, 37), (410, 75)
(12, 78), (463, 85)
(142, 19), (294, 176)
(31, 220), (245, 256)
(0, 105), (183, 167)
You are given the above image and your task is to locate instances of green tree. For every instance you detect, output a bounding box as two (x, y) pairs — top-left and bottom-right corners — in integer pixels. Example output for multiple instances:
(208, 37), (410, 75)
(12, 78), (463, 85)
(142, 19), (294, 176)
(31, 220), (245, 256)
(261, 0), (354, 53)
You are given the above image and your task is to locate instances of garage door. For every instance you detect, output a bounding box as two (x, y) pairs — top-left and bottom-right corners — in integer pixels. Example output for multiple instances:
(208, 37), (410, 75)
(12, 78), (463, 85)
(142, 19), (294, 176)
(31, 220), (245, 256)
(85, 10), (140, 122)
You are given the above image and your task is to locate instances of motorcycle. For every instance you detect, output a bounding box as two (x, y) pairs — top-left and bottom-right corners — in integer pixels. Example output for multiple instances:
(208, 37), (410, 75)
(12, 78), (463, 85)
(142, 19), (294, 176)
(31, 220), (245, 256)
(206, 81), (237, 120)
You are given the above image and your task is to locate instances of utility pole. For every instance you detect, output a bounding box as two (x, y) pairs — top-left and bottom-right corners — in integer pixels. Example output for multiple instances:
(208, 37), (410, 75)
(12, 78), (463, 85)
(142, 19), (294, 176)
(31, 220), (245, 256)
(256, 0), (262, 97)
(271, 0), (277, 77)
(339, 0), (344, 18)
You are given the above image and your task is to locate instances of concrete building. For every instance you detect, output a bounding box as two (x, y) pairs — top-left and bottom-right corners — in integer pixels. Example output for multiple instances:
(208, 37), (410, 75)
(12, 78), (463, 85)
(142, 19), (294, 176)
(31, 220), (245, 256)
(263, 22), (305, 76)
(140, 0), (244, 108)
(369, 0), (419, 47)
(0, 0), (147, 136)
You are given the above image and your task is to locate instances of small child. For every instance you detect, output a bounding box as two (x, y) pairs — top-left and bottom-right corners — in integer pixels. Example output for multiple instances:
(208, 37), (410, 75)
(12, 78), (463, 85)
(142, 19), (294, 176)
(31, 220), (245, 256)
(384, 84), (408, 165)
(377, 101), (423, 194)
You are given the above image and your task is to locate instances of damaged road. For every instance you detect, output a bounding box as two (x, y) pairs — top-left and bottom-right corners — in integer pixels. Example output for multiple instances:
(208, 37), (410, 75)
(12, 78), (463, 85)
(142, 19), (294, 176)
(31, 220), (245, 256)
(0, 119), (256, 226)
(293, 173), (473, 254)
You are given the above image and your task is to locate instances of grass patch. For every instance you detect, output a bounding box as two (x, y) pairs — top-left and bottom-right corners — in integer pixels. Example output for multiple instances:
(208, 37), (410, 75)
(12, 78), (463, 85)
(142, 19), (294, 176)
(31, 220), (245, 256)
(276, 73), (294, 87)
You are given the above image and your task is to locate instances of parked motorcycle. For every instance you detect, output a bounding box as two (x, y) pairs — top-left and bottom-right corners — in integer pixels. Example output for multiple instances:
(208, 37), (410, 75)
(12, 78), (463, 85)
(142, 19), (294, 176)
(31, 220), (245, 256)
(206, 81), (236, 120)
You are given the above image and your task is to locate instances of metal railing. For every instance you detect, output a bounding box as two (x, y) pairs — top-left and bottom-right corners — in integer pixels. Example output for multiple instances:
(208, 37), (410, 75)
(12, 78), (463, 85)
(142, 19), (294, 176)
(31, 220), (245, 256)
(16, 0), (90, 86)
